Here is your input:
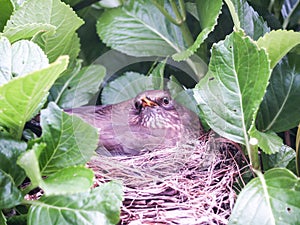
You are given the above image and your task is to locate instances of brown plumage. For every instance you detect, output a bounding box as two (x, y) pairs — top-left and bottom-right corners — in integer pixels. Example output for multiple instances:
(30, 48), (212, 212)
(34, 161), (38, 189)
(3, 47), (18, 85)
(65, 90), (203, 156)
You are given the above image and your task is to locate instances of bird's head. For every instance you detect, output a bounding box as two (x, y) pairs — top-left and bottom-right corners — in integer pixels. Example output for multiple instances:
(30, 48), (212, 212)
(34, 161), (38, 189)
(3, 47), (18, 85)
(131, 90), (180, 129)
(134, 90), (174, 111)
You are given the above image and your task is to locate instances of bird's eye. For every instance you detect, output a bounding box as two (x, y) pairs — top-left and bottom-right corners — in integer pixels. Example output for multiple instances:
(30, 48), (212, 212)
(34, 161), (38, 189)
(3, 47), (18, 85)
(135, 101), (141, 110)
(162, 97), (169, 105)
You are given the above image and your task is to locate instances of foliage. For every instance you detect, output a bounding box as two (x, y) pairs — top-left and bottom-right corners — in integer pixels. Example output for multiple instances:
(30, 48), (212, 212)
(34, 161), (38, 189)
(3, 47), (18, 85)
(0, 0), (299, 224)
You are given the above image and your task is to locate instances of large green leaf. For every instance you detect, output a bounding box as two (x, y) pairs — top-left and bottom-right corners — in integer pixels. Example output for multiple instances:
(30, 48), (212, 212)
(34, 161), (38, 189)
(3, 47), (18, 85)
(28, 182), (123, 225)
(42, 166), (94, 195)
(257, 55), (300, 132)
(172, 0), (223, 61)
(0, 138), (27, 186)
(0, 56), (68, 138)
(0, 169), (22, 209)
(3, 23), (56, 44)
(97, 0), (186, 57)
(97, 0), (207, 77)
(249, 128), (284, 154)
(17, 143), (45, 188)
(101, 72), (157, 105)
(38, 102), (98, 175)
(0, 36), (12, 84)
(18, 143), (95, 195)
(0, 0), (14, 31)
(229, 168), (300, 224)
(257, 30), (300, 69)
(11, 40), (49, 77)
(0, 211), (6, 225)
(0, 37), (49, 85)
(4, 0), (84, 63)
(226, 0), (270, 40)
(194, 31), (271, 145)
(262, 145), (296, 171)
(49, 62), (106, 108)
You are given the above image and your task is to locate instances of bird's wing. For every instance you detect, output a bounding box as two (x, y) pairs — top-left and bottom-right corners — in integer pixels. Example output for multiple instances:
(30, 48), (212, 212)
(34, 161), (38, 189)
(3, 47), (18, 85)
(64, 105), (112, 128)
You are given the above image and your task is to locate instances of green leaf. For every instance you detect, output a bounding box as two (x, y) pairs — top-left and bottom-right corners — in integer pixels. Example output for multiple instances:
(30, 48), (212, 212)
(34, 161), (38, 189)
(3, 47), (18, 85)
(249, 128), (283, 154)
(257, 30), (300, 69)
(262, 145), (296, 171)
(0, 37), (49, 85)
(0, 169), (22, 209)
(0, 0), (14, 31)
(229, 168), (300, 225)
(28, 182), (123, 225)
(0, 211), (6, 225)
(11, 40), (49, 77)
(172, 0), (223, 61)
(42, 166), (94, 195)
(0, 36), (12, 84)
(101, 72), (156, 105)
(150, 61), (165, 90)
(281, 0), (300, 29)
(17, 143), (45, 188)
(18, 143), (94, 196)
(257, 55), (300, 132)
(39, 102), (98, 175)
(0, 138), (27, 186)
(0, 56), (68, 138)
(194, 31), (271, 145)
(3, 23), (56, 43)
(4, 0), (84, 62)
(167, 75), (184, 97)
(297, 125), (300, 176)
(97, 0), (207, 77)
(96, 0), (185, 57)
(49, 63), (106, 108)
(226, 0), (270, 40)
(175, 89), (201, 116)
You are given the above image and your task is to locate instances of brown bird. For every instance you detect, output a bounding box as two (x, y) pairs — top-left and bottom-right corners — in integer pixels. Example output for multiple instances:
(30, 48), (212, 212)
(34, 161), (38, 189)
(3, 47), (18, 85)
(65, 90), (203, 156)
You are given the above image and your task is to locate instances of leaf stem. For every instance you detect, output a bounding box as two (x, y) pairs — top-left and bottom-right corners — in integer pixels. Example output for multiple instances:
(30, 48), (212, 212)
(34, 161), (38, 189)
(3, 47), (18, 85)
(179, 22), (194, 46)
(267, 0), (275, 13)
(249, 138), (261, 171)
(296, 125), (300, 176)
(170, 0), (194, 46)
(282, 1), (300, 29)
(178, 0), (186, 21)
(15, 125), (25, 141)
(169, 0), (183, 23)
(223, 0), (240, 31)
(151, 0), (194, 46)
(151, 0), (180, 25)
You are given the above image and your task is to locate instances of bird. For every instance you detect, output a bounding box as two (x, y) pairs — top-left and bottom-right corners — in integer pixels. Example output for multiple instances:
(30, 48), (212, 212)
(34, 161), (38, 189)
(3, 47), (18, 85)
(64, 90), (203, 156)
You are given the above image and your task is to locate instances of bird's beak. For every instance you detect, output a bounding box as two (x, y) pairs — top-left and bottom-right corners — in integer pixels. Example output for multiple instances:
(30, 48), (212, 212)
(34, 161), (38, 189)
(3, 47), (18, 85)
(141, 97), (157, 107)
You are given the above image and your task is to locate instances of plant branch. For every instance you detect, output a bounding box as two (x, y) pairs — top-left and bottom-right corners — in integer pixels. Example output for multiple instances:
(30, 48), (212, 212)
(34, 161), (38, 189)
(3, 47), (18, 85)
(152, 0), (194, 46)
(249, 138), (261, 171)
(169, 0), (194, 46)
(151, 0), (180, 25)
(224, 0), (240, 31)
(170, 0), (183, 23)
(282, 1), (300, 29)
(296, 125), (300, 176)
(178, 0), (186, 21)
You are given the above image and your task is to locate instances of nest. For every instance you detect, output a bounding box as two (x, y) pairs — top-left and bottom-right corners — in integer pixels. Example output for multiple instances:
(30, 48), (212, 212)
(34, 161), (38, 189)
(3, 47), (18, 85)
(88, 131), (248, 225)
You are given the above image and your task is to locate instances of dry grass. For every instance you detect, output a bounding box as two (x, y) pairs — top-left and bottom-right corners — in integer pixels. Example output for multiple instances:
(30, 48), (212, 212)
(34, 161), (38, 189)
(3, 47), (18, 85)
(89, 131), (249, 225)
